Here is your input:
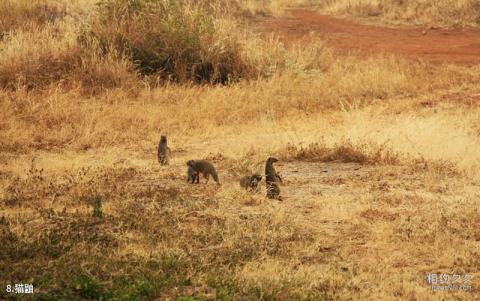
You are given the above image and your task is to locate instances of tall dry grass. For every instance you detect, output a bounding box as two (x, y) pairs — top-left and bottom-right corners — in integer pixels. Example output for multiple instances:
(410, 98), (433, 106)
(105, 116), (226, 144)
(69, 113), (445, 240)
(0, 0), (327, 92)
(0, 22), (137, 93)
(2, 56), (480, 178)
(2, 55), (478, 150)
(0, 0), (66, 33)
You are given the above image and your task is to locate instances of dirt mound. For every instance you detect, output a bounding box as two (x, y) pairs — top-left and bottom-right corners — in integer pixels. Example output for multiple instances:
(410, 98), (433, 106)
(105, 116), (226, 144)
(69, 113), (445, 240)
(256, 9), (480, 64)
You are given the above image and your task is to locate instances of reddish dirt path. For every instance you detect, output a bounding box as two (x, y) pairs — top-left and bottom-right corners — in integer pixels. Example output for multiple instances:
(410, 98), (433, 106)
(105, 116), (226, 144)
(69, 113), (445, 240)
(256, 9), (480, 64)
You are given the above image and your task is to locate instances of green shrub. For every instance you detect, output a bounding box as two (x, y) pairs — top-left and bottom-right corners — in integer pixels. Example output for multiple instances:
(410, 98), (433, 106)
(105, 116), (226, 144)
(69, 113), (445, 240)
(87, 0), (254, 84)
(72, 273), (112, 300)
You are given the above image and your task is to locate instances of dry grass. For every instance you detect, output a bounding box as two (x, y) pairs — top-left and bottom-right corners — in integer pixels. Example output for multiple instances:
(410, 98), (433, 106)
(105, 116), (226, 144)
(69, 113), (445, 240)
(238, 0), (318, 16)
(0, 22), (137, 93)
(0, 0), (66, 33)
(1, 56), (479, 154)
(1, 0), (480, 300)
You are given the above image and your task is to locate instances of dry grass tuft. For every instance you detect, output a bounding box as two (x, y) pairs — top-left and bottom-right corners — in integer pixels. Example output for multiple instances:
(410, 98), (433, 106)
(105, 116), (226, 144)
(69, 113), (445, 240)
(0, 0), (66, 33)
(0, 21), (137, 93)
(278, 142), (371, 164)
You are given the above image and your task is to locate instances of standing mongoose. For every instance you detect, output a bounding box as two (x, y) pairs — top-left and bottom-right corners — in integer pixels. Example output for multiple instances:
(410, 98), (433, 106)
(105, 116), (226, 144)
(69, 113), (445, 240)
(265, 157), (282, 200)
(239, 174), (262, 192)
(186, 160), (221, 185)
(157, 135), (171, 165)
(187, 165), (199, 184)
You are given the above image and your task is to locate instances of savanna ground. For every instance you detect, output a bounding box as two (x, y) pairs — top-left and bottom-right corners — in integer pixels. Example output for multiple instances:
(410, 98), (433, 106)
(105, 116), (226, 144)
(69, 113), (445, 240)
(1, 0), (479, 300)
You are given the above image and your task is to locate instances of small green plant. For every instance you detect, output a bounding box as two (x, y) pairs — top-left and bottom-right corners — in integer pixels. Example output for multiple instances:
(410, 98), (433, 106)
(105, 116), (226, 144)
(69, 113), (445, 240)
(92, 196), (104, 219)
(177, 297), (199, 301)
(73, 273), (111, 300)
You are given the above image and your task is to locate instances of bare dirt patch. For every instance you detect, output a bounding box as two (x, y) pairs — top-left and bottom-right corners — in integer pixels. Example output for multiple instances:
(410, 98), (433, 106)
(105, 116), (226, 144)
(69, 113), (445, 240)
(255, 9), (480, 64)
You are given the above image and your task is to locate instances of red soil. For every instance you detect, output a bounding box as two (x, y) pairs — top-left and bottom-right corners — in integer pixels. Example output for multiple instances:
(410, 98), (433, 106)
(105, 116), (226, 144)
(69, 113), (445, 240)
(256, 9), (480, 64)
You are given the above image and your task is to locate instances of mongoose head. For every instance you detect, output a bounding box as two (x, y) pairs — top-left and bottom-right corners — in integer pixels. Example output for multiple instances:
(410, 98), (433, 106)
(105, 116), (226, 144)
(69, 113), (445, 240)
(267, 157), (278, 164)
(251, 174), (262, 182)
(186, 160), (195, 167)
(160, 135), (167, 143)
(250, 174), (262, 186)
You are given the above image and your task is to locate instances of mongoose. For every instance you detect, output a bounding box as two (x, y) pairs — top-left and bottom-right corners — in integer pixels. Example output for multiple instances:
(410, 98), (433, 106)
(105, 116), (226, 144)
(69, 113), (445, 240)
(187, 165), (199, 184)
(239, 174), (262, 192)
(265, 157), (282, 200)
(157, 135), (171, 165)
(186, 160), (220, 185)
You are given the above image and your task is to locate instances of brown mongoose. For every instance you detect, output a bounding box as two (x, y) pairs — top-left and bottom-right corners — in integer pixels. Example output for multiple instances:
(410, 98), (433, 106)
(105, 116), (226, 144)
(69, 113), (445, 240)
(157, 135), (171, 165)
(239, 174), (262, 192)
(187, 165), (199, 184)
(265, 157), (282, 200)
(186, 160), (220, 185)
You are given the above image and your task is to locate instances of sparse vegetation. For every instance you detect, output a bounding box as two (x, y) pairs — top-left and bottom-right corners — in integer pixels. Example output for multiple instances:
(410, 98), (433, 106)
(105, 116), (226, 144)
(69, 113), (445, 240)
(0, 0), (479, 300)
